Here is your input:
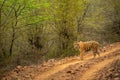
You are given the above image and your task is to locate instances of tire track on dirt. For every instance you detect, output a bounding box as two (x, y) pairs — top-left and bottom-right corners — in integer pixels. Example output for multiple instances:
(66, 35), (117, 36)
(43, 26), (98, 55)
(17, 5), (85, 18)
(34, 60), (83, 80)
(79, 55), (120, 80)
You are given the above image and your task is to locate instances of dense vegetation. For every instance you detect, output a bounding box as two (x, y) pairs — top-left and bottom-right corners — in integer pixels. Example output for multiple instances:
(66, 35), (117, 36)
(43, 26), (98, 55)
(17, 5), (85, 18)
(0, 0), (120, 67)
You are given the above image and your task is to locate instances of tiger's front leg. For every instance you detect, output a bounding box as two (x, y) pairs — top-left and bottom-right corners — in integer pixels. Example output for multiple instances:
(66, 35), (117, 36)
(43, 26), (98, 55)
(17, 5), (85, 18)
(80, 50), (85, 60)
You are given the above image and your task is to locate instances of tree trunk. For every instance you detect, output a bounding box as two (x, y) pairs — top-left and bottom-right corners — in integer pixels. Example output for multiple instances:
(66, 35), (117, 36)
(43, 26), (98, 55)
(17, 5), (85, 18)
(10, 23), (15, 56)
(0, 9), (1, 28)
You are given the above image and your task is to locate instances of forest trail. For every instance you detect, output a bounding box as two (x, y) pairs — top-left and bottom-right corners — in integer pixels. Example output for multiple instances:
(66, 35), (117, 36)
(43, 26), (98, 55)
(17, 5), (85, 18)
(34, 43), (120, 80)
(2, 42), (120, 80)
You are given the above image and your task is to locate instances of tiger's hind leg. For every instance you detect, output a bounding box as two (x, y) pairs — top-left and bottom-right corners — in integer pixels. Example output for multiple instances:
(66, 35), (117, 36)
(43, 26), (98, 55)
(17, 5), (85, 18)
(93, 50), (100, 59)
(96, 48), (100, 57)
(93, 53), (96, 59)
(93, 49), (98, 59)
(97, 52), (100, 57)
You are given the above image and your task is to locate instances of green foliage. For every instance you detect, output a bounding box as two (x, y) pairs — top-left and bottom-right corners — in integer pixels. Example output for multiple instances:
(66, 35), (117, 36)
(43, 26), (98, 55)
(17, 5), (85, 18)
(0, 0), (120, 68)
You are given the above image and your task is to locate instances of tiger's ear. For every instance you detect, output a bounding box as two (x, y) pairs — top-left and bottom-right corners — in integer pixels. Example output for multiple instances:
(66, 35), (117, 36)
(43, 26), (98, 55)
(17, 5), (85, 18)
(79, 41), (83, 44)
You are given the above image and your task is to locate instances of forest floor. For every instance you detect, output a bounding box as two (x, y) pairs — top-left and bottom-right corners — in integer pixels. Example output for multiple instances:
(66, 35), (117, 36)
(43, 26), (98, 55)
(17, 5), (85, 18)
(1, 42), (120, 80)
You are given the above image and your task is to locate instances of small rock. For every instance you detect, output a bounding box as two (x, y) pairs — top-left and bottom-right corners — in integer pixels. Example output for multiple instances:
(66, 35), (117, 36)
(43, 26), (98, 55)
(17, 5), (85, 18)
(66, 70), (75, 74)
(14, 69), (19, 73)
(108, 74), (113, 78)
(23, 66), (27, 69)
(113, 77), (120, 80)
(71, 71), (76, 74)
(48, 59), (55, 63)
(66, 70), (72, 73)
(114, 73), (119, 77)
(80, 65), (83, 67)
(109, 68), (114, 72)
(75, 68), (79, 71)
(17, 65), (22, 69)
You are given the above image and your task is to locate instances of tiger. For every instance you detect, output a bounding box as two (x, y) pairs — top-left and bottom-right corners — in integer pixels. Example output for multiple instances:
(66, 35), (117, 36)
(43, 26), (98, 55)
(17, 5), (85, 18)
(74, 41), (101, 60)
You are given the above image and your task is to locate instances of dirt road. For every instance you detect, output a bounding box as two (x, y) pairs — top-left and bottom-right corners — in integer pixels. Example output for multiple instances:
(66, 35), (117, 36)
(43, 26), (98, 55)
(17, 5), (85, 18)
(2, 42), (120, 80)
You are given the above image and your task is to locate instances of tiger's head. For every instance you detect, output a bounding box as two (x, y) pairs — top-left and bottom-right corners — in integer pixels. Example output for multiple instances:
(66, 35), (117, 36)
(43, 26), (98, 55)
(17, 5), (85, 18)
(73, 41), (80, 50)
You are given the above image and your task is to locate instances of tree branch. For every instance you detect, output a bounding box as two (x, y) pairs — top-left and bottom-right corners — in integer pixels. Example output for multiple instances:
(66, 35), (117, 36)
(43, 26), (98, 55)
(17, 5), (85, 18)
(0, 0), (17, 27)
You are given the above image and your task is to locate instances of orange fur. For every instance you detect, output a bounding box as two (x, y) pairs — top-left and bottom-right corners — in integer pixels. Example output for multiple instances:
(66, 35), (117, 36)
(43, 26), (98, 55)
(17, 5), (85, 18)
(74, 41), (101, 60)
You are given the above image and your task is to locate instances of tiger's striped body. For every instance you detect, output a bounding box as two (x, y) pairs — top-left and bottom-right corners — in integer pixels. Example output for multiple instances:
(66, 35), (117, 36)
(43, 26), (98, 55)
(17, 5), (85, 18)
(74, 41), (101, 60)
